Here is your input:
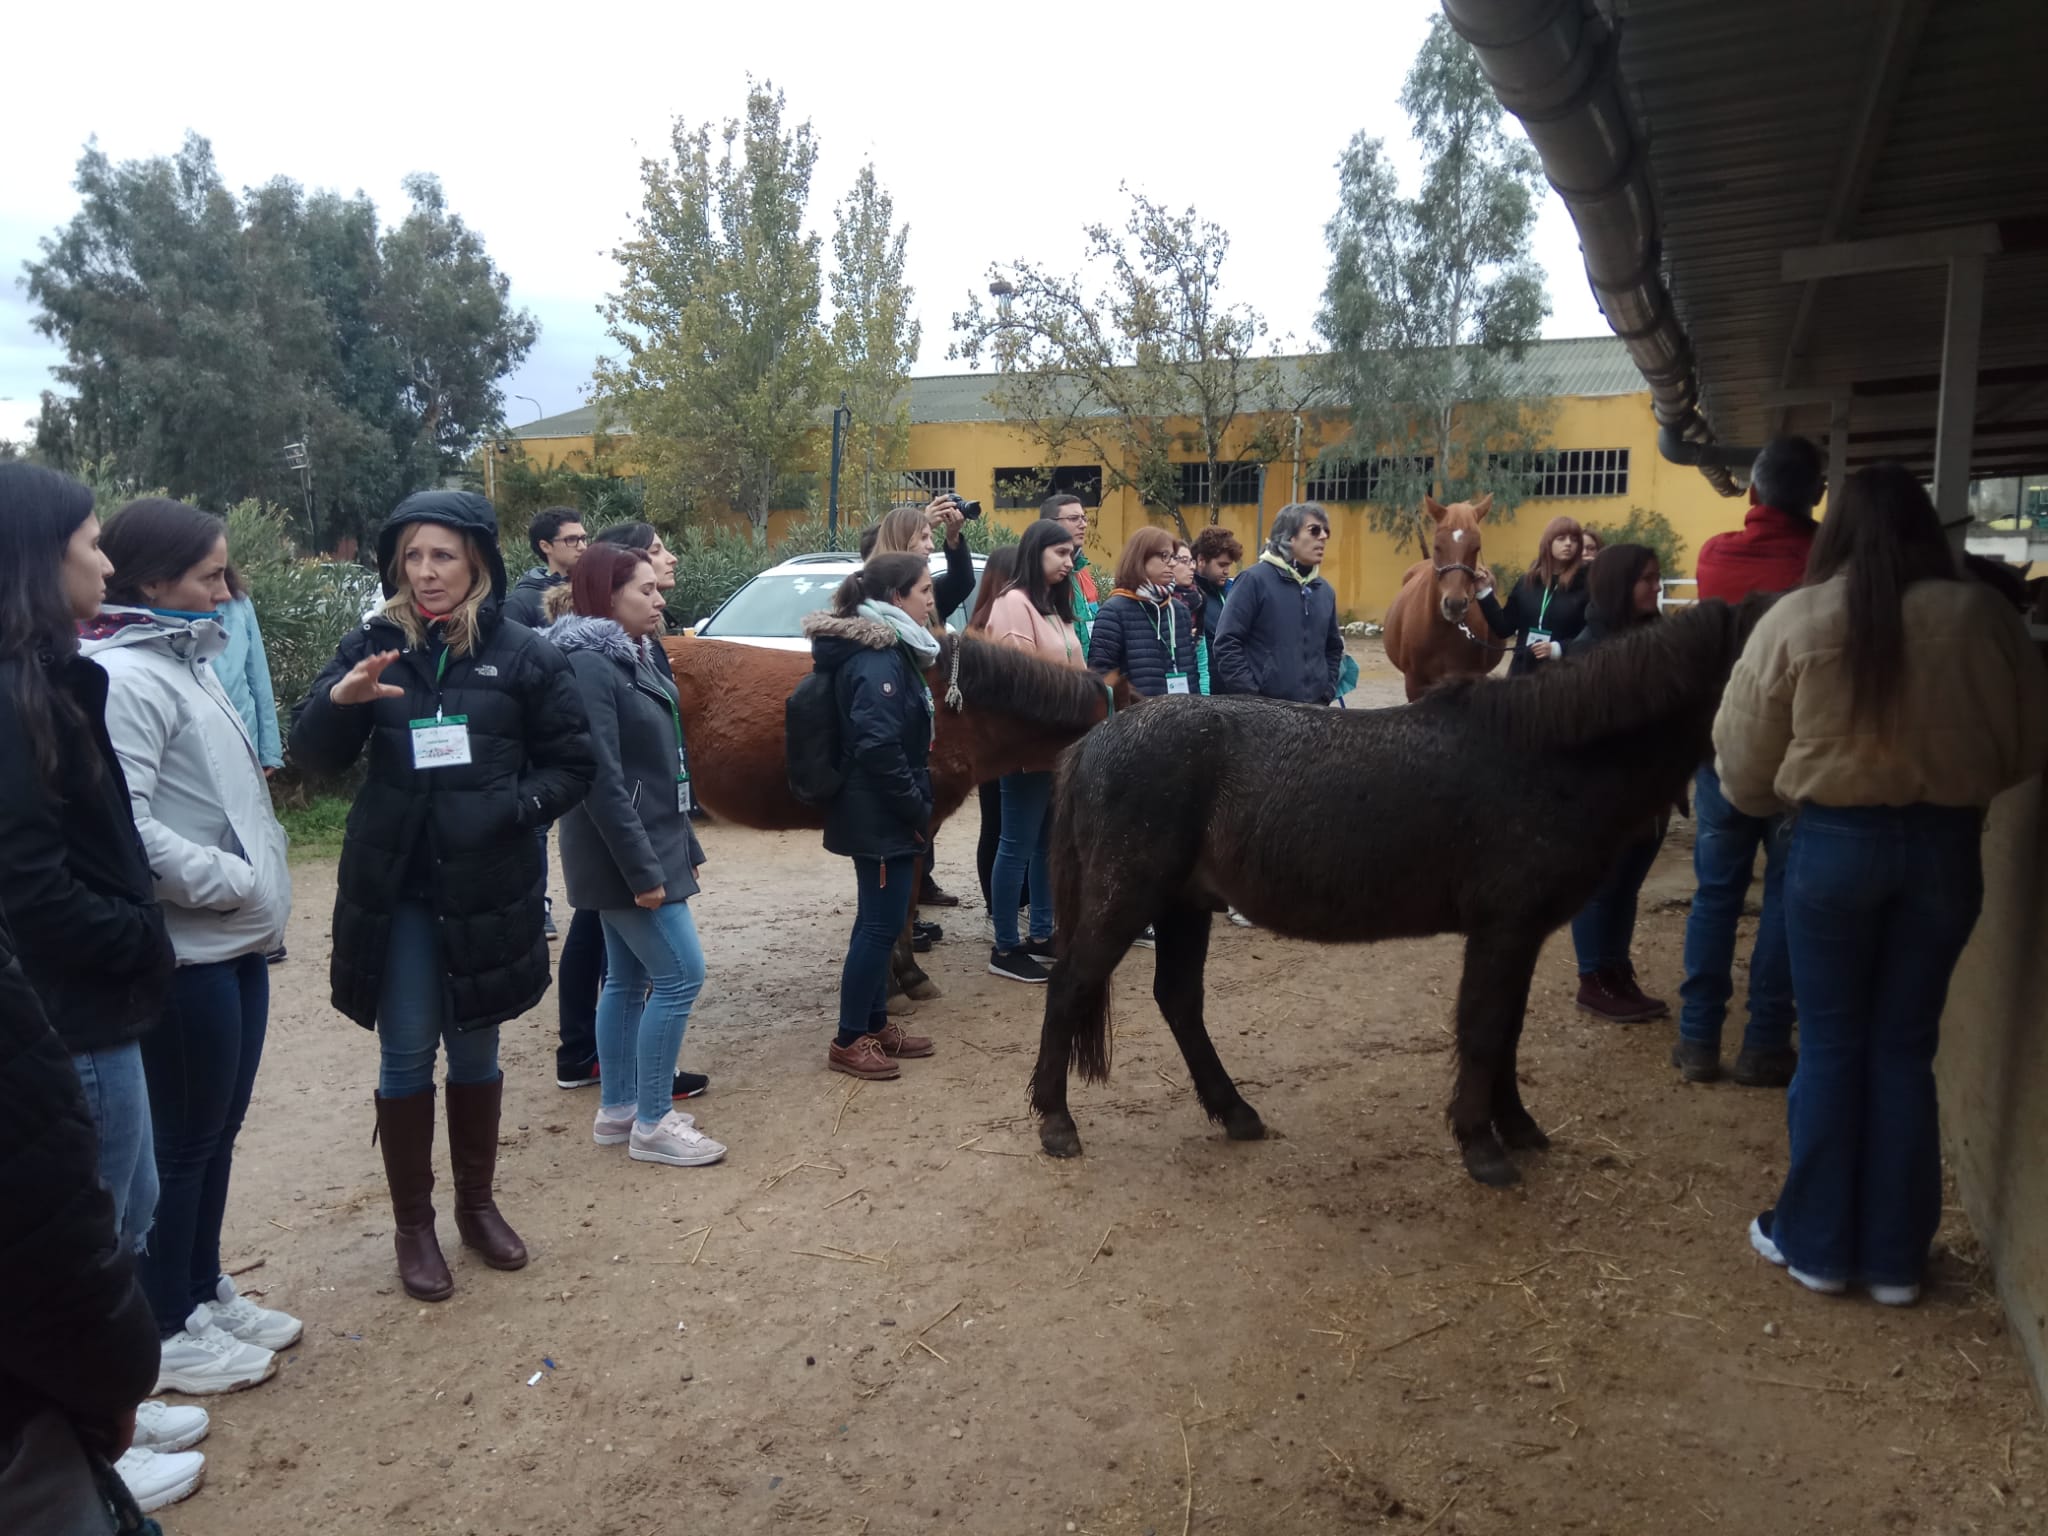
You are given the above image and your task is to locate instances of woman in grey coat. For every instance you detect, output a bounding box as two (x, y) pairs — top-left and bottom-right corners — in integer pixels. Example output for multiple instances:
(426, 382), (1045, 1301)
(548, 546), (723, 1169)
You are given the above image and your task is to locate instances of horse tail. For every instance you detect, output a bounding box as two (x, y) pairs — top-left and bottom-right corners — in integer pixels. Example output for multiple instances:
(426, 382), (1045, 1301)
(1050, 740), (1113, 1083)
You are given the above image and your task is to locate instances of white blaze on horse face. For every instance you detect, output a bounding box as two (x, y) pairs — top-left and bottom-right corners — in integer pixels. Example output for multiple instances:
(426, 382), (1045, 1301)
(1451, 529), (1464, 544)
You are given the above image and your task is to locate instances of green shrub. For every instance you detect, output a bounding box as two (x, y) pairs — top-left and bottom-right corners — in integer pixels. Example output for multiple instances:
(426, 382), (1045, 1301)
(1585, 506), (1689, 579)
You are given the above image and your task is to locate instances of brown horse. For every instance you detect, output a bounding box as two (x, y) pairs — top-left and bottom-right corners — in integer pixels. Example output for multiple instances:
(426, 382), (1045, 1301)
(1382, 494), (1508, 702)
(663, 633), (1136, 995)
(1028, 597), (1765, 1187)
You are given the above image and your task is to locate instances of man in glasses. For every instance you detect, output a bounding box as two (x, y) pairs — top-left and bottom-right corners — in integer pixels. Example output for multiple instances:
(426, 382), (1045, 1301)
(503, 506), (589, 629)
(1211, 503), (1344, 707)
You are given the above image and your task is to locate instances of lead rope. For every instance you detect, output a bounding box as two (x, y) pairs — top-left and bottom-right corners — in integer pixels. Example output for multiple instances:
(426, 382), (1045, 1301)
(944, 635), (964, 711)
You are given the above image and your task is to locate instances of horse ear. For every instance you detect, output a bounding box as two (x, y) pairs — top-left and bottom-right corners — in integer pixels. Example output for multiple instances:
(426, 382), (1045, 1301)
(1423, 496), (1448, 523)
(1470, 494), (1494, 521)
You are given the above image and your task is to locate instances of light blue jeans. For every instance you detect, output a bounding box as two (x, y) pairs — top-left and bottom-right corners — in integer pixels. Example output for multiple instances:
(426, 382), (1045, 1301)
(376, 902), (501, 1099)
(992, 770), (1055, 952)
(598, 901), (707, 1126)
(70, 1042), (158, 1255)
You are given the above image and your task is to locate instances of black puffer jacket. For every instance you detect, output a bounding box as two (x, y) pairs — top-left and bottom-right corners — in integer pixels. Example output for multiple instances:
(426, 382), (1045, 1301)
(502, 567), (563, 629)
(1087, 591), (1199, 698)
(0, 907), (160, 1455)
(1477, 574), (1591, 677)
(803, 612), (933, 863)
(0, 653), (172, 1053)
(291, 492), (596, 1034)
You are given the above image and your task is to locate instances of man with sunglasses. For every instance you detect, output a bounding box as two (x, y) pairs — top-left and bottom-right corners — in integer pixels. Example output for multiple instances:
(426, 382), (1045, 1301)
(1211, 503), (1344, 707)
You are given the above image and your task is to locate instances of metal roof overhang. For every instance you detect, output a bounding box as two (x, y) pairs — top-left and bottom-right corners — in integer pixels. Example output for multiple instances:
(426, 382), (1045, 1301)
(1446, 0), (2048, 502)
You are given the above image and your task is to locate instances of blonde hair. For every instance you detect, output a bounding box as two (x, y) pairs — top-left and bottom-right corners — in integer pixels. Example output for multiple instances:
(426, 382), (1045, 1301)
(381, 523), (491, 656)
(871, 505), (932, 556)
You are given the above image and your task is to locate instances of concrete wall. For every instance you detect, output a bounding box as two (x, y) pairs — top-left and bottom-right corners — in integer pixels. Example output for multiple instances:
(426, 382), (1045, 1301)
(1938, 774), (2048, 1401)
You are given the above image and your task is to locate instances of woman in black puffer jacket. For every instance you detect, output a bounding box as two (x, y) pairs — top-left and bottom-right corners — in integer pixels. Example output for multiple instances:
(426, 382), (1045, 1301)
(292, 491), (594, 1303)
(802, 553), (941, 1084)
(1086, 526), (1199, 698)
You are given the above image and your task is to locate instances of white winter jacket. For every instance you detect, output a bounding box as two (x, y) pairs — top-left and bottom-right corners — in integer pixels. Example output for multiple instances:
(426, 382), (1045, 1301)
(80, 608), (292, 964)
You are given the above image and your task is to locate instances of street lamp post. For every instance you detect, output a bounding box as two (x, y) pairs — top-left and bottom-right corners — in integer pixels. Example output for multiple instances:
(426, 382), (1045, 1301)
(826, 393), (852, 551)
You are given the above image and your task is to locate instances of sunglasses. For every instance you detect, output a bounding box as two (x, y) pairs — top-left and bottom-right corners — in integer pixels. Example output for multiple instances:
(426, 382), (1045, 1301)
(1303, 526), (1330, 538)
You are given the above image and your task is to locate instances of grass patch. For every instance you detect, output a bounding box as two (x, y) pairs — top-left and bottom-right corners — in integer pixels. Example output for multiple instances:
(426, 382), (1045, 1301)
(276, 794), (351, 863)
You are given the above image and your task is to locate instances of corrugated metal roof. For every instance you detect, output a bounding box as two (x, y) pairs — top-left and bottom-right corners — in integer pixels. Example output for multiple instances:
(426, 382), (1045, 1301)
(510, 336), (1645, 440)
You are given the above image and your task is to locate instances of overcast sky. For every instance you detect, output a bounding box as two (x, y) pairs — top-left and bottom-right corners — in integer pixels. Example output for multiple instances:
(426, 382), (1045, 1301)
(1, 0), (1606, 446)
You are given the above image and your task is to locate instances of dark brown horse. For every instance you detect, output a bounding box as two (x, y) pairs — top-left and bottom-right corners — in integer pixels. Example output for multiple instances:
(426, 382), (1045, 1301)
(1382, 495), (1508, 701)
(1028, 597), (1762, 1186)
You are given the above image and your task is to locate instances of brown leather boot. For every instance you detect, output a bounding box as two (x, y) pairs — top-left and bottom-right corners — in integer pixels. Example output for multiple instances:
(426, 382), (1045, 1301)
(444, 1075), (528, 1271)
(374, 1090), (453, 1302)
(1614, 965), (1671, 1020)
(1575, 968), (1663, 1024)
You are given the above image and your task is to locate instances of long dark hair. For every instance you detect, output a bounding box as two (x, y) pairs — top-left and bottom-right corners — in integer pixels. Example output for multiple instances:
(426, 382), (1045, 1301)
(593, 521), (658, 552)
(1526, 514), (1585, 590)
(101, 498), (228, 608)
(1806, 463), (1958, 730)
(969, 545), (1022, 633)
(1012, 519), (1077, 623)
(830, 552), (928, 616)
(0, 463), (98, 788)
(1586, 543), (1660, 631)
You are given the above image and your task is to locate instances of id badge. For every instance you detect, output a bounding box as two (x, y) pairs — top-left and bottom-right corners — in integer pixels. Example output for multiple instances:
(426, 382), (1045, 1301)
(409, 715), (472, 769)
(677, 775), (693, 814)
(1165, 672), (1191, 695)
(1526, 628), (1552, 648)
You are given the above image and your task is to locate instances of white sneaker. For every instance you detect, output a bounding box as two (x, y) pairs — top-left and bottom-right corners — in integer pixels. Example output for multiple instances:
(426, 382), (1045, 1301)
(1131, 926), (1157, 950)
(597, 1104), (692, 1145)
(1227, 908), (1254, 928)
(212, 1274), (303, 1350)
(629, 1110), (727, 1167)
(114, 1446), (206, 1512)
(132, 1398), (209, 1453)
(1748, 1215), (1847, 1296)
(155, 1304), (279, 1394)
(1867, 1281), (1922, 1307)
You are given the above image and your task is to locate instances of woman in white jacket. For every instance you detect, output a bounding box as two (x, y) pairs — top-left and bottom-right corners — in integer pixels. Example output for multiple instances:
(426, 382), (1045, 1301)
(86, 499), (299, 1396)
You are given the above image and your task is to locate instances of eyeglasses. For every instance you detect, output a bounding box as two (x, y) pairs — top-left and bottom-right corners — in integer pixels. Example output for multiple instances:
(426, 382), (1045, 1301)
(556, 534), (588, 547)
(1169, 554), (1194, 564)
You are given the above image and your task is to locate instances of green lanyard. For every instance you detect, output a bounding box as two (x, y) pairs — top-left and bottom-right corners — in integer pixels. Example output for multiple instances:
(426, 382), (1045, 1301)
(430, 641), (452, 720)
(1536, 584), (1555, 630)
(1147, 599), (1177, 658)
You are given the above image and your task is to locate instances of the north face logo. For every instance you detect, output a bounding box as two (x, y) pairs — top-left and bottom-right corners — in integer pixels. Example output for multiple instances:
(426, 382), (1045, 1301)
(474, 665), (499, 677)
(881, 681), (895, 695)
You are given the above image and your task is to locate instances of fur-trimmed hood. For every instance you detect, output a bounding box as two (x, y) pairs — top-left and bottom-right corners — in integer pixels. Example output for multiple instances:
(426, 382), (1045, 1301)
(542, 582), (577, 623)
(801, 611), (900, 650)
(546, 613), (651, 666)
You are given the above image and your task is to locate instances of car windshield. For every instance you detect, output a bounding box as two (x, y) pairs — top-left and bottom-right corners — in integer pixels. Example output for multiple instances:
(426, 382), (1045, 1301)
(698, 561), (981, 638)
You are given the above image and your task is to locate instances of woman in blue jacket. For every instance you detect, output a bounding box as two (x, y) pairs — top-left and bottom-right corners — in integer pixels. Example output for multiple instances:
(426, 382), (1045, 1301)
(1087, 527), (1199, 697)
(802, 553), (941, 1083)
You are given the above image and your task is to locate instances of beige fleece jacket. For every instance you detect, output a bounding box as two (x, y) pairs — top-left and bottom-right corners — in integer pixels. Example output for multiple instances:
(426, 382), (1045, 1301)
(1713, 575), (2048, 816)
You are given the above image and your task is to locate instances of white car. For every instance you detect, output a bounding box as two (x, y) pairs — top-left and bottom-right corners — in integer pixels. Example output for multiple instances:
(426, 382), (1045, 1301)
(689, 550), (988, 653)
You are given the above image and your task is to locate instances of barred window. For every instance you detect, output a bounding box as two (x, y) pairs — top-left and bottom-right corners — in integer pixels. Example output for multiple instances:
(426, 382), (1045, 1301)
(1303, 455), (1436, 503)
(892, 469), (955, 506)
(1491, 448), (1630, 498)
(1175, 460), (1262, 507)
(994, 465), (1102, 510)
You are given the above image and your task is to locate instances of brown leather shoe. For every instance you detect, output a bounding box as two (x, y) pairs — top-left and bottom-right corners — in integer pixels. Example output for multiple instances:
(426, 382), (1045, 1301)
(1575, 968), (1663, 1024)
(444, 1076), (529, 1272)
(918, 876), (961, 908)
(829, 1035), (901, 1080)
(374, 1090), (453, 1302)
(873, 1021), (935, 1058)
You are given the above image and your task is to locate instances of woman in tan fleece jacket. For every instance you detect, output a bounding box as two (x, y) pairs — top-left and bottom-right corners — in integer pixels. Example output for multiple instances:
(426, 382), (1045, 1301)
(1714, 463), (2048, 1307)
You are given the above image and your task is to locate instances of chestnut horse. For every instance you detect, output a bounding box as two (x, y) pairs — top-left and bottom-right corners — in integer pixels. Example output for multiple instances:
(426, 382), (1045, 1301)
(1381, 494), (1508, 702)
(1028, 597), (1765, 1187)
(663, 633), (1136, 995)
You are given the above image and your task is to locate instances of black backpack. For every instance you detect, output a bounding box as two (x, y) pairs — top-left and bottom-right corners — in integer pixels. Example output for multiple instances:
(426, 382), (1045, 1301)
(785, 669), (844, 807)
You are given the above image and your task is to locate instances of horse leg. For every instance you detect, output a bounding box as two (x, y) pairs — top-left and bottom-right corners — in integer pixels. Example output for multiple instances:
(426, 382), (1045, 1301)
(892, 920), (940, 1002)
(1151, 905), (1263, 1141)
(1031, 927), (1124, 1159)
(1447, 927), (1546, 1187)
(1491, 1007), (1549, 1152)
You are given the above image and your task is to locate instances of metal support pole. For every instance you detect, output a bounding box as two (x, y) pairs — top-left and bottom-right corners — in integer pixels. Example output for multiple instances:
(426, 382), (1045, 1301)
(826, 394), (849, 552)
(1932, 254), (1985, 550)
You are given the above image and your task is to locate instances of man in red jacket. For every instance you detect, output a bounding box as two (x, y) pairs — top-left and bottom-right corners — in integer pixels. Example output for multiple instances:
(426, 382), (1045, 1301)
(1675, 436), (1823, 1088)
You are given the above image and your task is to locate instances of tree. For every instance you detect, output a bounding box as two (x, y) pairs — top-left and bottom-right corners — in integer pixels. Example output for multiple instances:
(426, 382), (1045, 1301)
(24, 135), (536, 551)
(1316, 14), (1554, 552)
(596, 82), (832, 535)
(829, 163), (919, 522)
(952, 187), (1292, 544)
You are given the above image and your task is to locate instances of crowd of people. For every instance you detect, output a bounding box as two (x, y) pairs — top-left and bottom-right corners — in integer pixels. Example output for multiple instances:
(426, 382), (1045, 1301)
(2, 443), (2043, 1529)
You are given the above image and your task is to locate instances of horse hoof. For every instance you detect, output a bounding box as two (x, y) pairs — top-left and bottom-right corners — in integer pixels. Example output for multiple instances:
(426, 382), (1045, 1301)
(1224, 1109), (1268, 1142)
(1040, 1117), (1083, 1159)
(907, 978), (942, 1002)
(1461, 1140), (1521, 1188)
(1497, 1116), (1551, 1152)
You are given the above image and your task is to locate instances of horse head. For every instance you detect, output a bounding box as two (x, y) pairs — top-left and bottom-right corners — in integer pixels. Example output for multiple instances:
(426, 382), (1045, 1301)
(1423, 493), (1494, 626)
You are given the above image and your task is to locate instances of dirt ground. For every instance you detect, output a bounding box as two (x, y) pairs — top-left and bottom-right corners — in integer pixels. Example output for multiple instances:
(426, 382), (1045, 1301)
(178, 642), (2043, 1535)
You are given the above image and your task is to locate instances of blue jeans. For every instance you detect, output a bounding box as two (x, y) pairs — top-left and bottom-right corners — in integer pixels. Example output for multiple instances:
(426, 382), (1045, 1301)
(838, 856), (919, 1046)
(991, 771), (1054, 952)
(1770, 805), (1984, 1288)
(1679, 765), (1795, 1052)
(69, 1042), (157, 1255)
(138, 954), (268, 1336)
(1570, 826), (1664, 973)
(598, 902), (706, 1125)
(376, 902), (501, 1098)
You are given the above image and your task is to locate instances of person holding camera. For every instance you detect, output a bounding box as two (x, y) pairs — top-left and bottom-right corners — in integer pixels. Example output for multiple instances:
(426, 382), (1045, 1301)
(861, 494), (978, 624)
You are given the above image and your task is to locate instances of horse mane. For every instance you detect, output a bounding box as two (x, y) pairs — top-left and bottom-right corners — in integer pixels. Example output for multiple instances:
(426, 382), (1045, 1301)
(1428, 599), (1747, 752)
(942, 632), (1114, 729)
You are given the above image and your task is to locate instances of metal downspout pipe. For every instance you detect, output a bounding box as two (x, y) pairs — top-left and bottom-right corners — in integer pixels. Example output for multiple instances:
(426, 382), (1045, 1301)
(1441, 0), (1750, 494)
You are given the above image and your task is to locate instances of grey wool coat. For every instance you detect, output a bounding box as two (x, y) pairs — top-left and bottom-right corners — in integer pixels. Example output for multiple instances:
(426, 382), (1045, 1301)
(548, 615), (706, 909)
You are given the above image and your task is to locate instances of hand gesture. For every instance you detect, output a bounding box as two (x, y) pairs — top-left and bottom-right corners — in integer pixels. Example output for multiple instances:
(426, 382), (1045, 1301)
(330, 649), (405, 706)
(634, 885), (666, 910)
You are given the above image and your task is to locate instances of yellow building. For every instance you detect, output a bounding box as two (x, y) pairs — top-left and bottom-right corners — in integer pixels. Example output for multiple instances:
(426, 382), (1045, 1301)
(500, 336), (1755, 622)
